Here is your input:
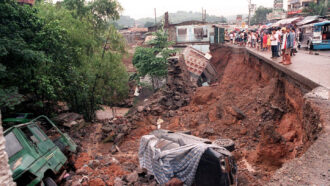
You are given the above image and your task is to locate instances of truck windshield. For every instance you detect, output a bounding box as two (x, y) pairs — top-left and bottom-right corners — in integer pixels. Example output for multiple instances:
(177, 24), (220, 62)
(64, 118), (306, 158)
(5, 132), (23, 157)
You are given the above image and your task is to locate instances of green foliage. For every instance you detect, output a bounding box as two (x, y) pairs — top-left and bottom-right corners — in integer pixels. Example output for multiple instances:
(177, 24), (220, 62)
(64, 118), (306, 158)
(303, 1), (329, 16)
(133, 29), (175, 90)
(250, 6), (272, 25)
(0, 0), (128, 120)
(112, 15), (135, 29)
(144, 21), (155, 28)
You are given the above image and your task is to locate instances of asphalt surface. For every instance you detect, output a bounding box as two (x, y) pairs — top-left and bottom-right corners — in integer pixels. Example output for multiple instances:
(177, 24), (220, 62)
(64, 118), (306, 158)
(246, 47), (330, 89)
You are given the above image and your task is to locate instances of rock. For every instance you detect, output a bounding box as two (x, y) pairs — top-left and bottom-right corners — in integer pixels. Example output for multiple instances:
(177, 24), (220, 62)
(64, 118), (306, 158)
(169, 110), (176, 117)
(202, 128), (215, 136)
(52, 112), (85, 128)
(88, 160), (100, 169)
(114, 177), (124, 186)
(227, 106), (246, 120)
(89, 178), (106, 186)
(122, 162), (137, 172)
(126, 172), (139, 184)
(282, 131), (297, 142)
(137, 106), (144, 113)
(165, 177), (183, 186)
(76, 168), (88, 175)
(71, 180), (82, 186)
(240, 129), (247, 135)
(114, 133), (125, 144)
(109, 157), (120, 165)
(174, 95), (181, 100)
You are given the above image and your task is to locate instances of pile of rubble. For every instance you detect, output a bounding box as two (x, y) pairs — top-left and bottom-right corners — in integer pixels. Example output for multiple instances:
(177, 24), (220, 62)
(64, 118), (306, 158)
(129, 56), (195, 120)
(101, 117), (133, 147)
(113, 168), (158, 186)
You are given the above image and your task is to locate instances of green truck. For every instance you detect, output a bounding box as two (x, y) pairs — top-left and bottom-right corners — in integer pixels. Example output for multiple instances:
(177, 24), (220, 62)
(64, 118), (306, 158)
(3, 113), (34, 127)
(4, 115), (77, 186)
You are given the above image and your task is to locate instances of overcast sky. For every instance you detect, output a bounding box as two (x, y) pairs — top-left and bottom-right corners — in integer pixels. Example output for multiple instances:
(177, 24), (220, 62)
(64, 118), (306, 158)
(117, 0), (287, 19)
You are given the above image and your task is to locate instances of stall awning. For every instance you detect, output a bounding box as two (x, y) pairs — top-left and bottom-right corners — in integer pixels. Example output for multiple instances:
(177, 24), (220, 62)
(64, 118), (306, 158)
(272, 17), (303, 27)
(296, 16), (320, 26)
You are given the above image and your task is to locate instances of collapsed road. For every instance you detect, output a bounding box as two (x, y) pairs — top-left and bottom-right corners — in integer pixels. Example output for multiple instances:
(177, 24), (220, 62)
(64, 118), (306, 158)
(35, 45), (330, 186)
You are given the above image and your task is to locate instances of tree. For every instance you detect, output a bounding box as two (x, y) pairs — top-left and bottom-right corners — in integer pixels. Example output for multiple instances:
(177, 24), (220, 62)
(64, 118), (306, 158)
(133, 28), (175, 91)
(250, 6), (272, 25)
(0, 0), (129, 120)
(303, 1), (328, 16)
(144, 21), (155, 28)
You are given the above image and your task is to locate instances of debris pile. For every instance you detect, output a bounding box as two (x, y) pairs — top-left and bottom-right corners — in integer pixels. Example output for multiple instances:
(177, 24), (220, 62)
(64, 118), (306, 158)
(113, 168), (158, 186)
(52, 112), (85, 128)
(129, 56), (195, 120)
(101, 117), (133, 146)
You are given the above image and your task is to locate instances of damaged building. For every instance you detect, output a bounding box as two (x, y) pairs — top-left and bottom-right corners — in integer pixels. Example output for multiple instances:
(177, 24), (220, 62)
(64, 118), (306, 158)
(159, 12), (224, 86)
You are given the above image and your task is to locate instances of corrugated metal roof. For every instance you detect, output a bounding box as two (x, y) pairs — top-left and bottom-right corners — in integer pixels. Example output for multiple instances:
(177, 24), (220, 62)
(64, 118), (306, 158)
(296, 16), (320, 26)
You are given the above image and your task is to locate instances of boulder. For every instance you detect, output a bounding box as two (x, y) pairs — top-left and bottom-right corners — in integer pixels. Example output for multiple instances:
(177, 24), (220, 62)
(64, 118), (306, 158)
(126, 172), (139, 184)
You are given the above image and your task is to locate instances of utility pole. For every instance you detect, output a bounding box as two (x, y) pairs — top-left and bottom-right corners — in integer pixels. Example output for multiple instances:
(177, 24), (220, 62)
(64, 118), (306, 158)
(154, 8), (157, 25)
(248, 0), (251, 26)
(202, 8), (204, 21)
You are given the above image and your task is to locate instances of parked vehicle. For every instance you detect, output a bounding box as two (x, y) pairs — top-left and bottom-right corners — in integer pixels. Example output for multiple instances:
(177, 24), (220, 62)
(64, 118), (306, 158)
(3, 113), (34, 127)
(4, 115), (77, 186)
(301, 21), (330, 50)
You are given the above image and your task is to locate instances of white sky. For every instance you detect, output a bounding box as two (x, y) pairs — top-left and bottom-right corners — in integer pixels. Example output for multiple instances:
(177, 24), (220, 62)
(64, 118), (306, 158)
(117, 0), (287, 19)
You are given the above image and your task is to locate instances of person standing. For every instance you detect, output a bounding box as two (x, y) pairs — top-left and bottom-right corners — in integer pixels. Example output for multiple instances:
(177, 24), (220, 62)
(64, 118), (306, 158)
(263, 32), (268, 51)
(290, 28), (296, 56)
(281, 28), (292, 65)
(271, 30), (278, 58)
(267, 33), (271, 51)
(276, 28), (282, 57)
(281, 28), (287, 64)
(252, 32), (256, 48)
(257, 33), (261, 50)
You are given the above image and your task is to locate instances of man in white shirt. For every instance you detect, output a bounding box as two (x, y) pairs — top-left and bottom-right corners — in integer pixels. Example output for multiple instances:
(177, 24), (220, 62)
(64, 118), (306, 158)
(271, 30), (279, 58)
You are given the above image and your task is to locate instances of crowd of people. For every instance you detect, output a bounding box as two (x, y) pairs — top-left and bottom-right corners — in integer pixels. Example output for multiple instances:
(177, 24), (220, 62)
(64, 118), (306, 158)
(228, 26), (300, 65)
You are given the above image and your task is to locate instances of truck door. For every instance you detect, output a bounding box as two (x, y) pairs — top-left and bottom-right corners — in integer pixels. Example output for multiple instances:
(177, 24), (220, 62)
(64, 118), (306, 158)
(28, 125), (56, 154)
(28, 125), (67, 172)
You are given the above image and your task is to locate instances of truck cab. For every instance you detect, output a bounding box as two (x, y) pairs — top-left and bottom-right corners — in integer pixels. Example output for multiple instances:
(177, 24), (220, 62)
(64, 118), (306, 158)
(4, 115), (77, 186)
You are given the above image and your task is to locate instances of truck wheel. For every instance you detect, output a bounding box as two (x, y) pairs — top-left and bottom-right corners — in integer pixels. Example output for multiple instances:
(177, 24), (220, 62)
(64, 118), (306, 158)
(213, 138), (235, 152)
(43, 177), (57, 186)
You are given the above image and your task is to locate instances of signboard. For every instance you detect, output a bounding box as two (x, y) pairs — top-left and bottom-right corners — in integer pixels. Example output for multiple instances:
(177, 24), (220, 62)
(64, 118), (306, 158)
(287, 9), (302, 15)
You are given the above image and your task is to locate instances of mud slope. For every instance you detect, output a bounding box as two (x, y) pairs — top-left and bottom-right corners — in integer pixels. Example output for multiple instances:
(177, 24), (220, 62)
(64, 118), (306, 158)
(156, 46), (327, 185)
